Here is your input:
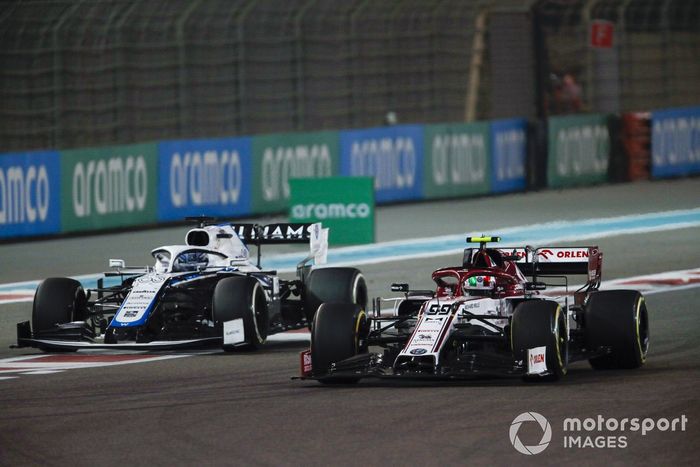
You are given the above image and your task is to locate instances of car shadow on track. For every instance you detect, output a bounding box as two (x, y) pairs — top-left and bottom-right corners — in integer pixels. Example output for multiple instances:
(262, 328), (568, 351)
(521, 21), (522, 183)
(294, 364), (658, 389)
(208, 341), (310, 355)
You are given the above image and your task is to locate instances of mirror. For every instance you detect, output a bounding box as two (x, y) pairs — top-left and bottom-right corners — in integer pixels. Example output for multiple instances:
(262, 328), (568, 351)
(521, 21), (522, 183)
(109, 259), (125, 269)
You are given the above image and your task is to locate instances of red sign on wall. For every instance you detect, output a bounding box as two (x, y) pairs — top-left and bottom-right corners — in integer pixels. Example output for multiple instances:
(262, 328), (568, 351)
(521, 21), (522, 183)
(590, 20), (614, 48)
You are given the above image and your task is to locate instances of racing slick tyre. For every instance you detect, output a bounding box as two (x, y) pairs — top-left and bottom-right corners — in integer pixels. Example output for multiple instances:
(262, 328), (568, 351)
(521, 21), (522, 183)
(213, 276), (269, 351)
(511, 300), (568, 381)
(585, 290), (649, 370)
(311, 302), (368, 384)
(32, 277), (88, 331)
(32, 277), (87, 352)
(303, 267), (367, 322)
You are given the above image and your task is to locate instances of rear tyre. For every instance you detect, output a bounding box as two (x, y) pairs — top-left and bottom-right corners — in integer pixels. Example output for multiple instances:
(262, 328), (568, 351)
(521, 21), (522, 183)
(303, 267), (367, 322)
(585, 290), (649, 369)
(511, 300), (568, 381)
(311, 302), (368, 384)
(213, 276), (268, 351)
(32, 277), (87, 352)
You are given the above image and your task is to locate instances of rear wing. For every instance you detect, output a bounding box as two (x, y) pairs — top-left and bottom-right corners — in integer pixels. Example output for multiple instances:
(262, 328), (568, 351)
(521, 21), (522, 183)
(503, 246), (602, 284)
(231, 222), (328, 267)
(231, 223), (319, 244)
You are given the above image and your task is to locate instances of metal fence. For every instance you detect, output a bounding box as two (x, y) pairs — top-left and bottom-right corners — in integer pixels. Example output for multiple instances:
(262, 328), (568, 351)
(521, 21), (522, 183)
(1, 0), (698, 153)
(536, 0), (700, 115)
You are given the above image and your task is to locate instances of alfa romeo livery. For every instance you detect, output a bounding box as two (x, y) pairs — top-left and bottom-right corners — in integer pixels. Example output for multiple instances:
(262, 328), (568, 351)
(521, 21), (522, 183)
(301, 236), (649, 383)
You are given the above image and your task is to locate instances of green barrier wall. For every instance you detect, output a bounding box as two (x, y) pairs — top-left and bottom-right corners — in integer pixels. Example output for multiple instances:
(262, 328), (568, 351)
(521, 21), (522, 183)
(289, 177), (374, 245)
(547, 114), (610, 188)
(252, 131), (339, 214)
(60, 143), (158, 232)
(423, 122), (491, 199)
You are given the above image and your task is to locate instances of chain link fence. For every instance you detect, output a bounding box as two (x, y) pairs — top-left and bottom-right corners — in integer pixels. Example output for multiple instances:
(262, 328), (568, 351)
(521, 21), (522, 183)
(536, 0), (700, 115)
(1, 0), (698, 153)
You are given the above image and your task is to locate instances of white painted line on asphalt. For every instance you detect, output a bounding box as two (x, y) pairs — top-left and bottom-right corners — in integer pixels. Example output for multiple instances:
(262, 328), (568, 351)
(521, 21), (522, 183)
(20, 370), (64, 375)
(267, 332), (309, 342)
(546, 268), (700, 297)
(645, 283), (700, 295)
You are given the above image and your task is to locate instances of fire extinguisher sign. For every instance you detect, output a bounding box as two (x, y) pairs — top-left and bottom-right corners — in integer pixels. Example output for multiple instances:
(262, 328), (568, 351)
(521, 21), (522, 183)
(590, 20), (614, 48)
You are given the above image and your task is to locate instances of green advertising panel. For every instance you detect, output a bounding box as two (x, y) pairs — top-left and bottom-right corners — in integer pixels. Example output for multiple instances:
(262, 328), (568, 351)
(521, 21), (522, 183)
(289, 177), (374, 245)
(548, 114), (610, 188)
(61, 143), (158, 232)
(423, 122), (491, 199)
(252, 130), (340, 214)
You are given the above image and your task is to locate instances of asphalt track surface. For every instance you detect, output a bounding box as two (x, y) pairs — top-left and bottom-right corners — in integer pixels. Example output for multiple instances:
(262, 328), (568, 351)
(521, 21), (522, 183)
(1, 179), (699, 466)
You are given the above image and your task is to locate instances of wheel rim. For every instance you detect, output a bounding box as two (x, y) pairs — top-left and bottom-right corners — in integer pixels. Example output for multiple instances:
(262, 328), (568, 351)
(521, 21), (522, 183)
(553, 306), (568, 374)
(251, 282), (268, 344)
(352, 274), (368, 310)
(353, 310), (367, 353)
(636, 299), (649, 362)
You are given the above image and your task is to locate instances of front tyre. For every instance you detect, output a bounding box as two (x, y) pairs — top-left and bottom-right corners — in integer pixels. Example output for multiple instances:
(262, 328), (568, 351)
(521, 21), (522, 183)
(32, 277), (87, 353)
(33, 277), (87, 331)
(511, 300), (568, 381)
(311, 302), (368, 384)
(585, 290), (649, 369)
(303, 268), (367, 322)
(213, 276), (269, 351)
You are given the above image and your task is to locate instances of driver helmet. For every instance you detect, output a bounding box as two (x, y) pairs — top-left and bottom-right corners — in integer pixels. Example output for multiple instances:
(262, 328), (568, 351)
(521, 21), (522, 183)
(462, 274), (493, 296)
(173, 251), (208, 272)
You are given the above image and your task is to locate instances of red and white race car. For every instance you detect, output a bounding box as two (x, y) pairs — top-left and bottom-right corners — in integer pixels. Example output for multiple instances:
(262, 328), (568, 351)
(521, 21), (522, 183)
(301, 236), (649, 383)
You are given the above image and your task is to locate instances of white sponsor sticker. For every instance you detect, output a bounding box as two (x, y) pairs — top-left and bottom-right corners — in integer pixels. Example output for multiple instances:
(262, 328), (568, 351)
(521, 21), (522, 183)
(223, 318), (245, 345)
(114, 274), (168, 325)
(527, 346), (547, 375)
(536, 248), (590, 263)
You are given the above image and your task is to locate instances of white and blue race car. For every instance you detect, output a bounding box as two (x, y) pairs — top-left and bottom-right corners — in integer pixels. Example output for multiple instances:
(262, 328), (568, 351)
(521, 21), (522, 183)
(15, 219), (367, 352)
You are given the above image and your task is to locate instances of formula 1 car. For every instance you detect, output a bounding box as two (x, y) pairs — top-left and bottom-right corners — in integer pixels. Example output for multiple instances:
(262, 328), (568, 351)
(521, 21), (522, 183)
(301, 236), (649, 383)
(15, 219), (367, 352)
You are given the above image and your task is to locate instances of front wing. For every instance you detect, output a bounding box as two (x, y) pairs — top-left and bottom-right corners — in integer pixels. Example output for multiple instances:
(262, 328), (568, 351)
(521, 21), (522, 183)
(14, 321), (223, 351)
(15, 337), (223, 351)
(297, 351), (548, 382)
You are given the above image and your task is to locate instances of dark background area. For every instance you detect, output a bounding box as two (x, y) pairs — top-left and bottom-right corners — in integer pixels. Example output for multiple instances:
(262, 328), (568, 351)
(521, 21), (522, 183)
(1, 0), (698, 153)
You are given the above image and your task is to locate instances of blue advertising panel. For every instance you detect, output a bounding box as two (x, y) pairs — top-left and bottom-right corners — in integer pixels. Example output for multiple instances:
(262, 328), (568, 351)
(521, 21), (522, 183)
(651, 106), (700, 178)
(490, 118), (528, 193)
(158, 137), (253, 221)
(0, 151), (61, 238)
(340, 125), (424, 203)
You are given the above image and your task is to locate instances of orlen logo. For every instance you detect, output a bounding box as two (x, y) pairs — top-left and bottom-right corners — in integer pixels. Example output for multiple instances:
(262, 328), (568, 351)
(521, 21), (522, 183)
(538, 249), (589, 260)
(530, 353), (545, 366)
(538, 249), (555, 260)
